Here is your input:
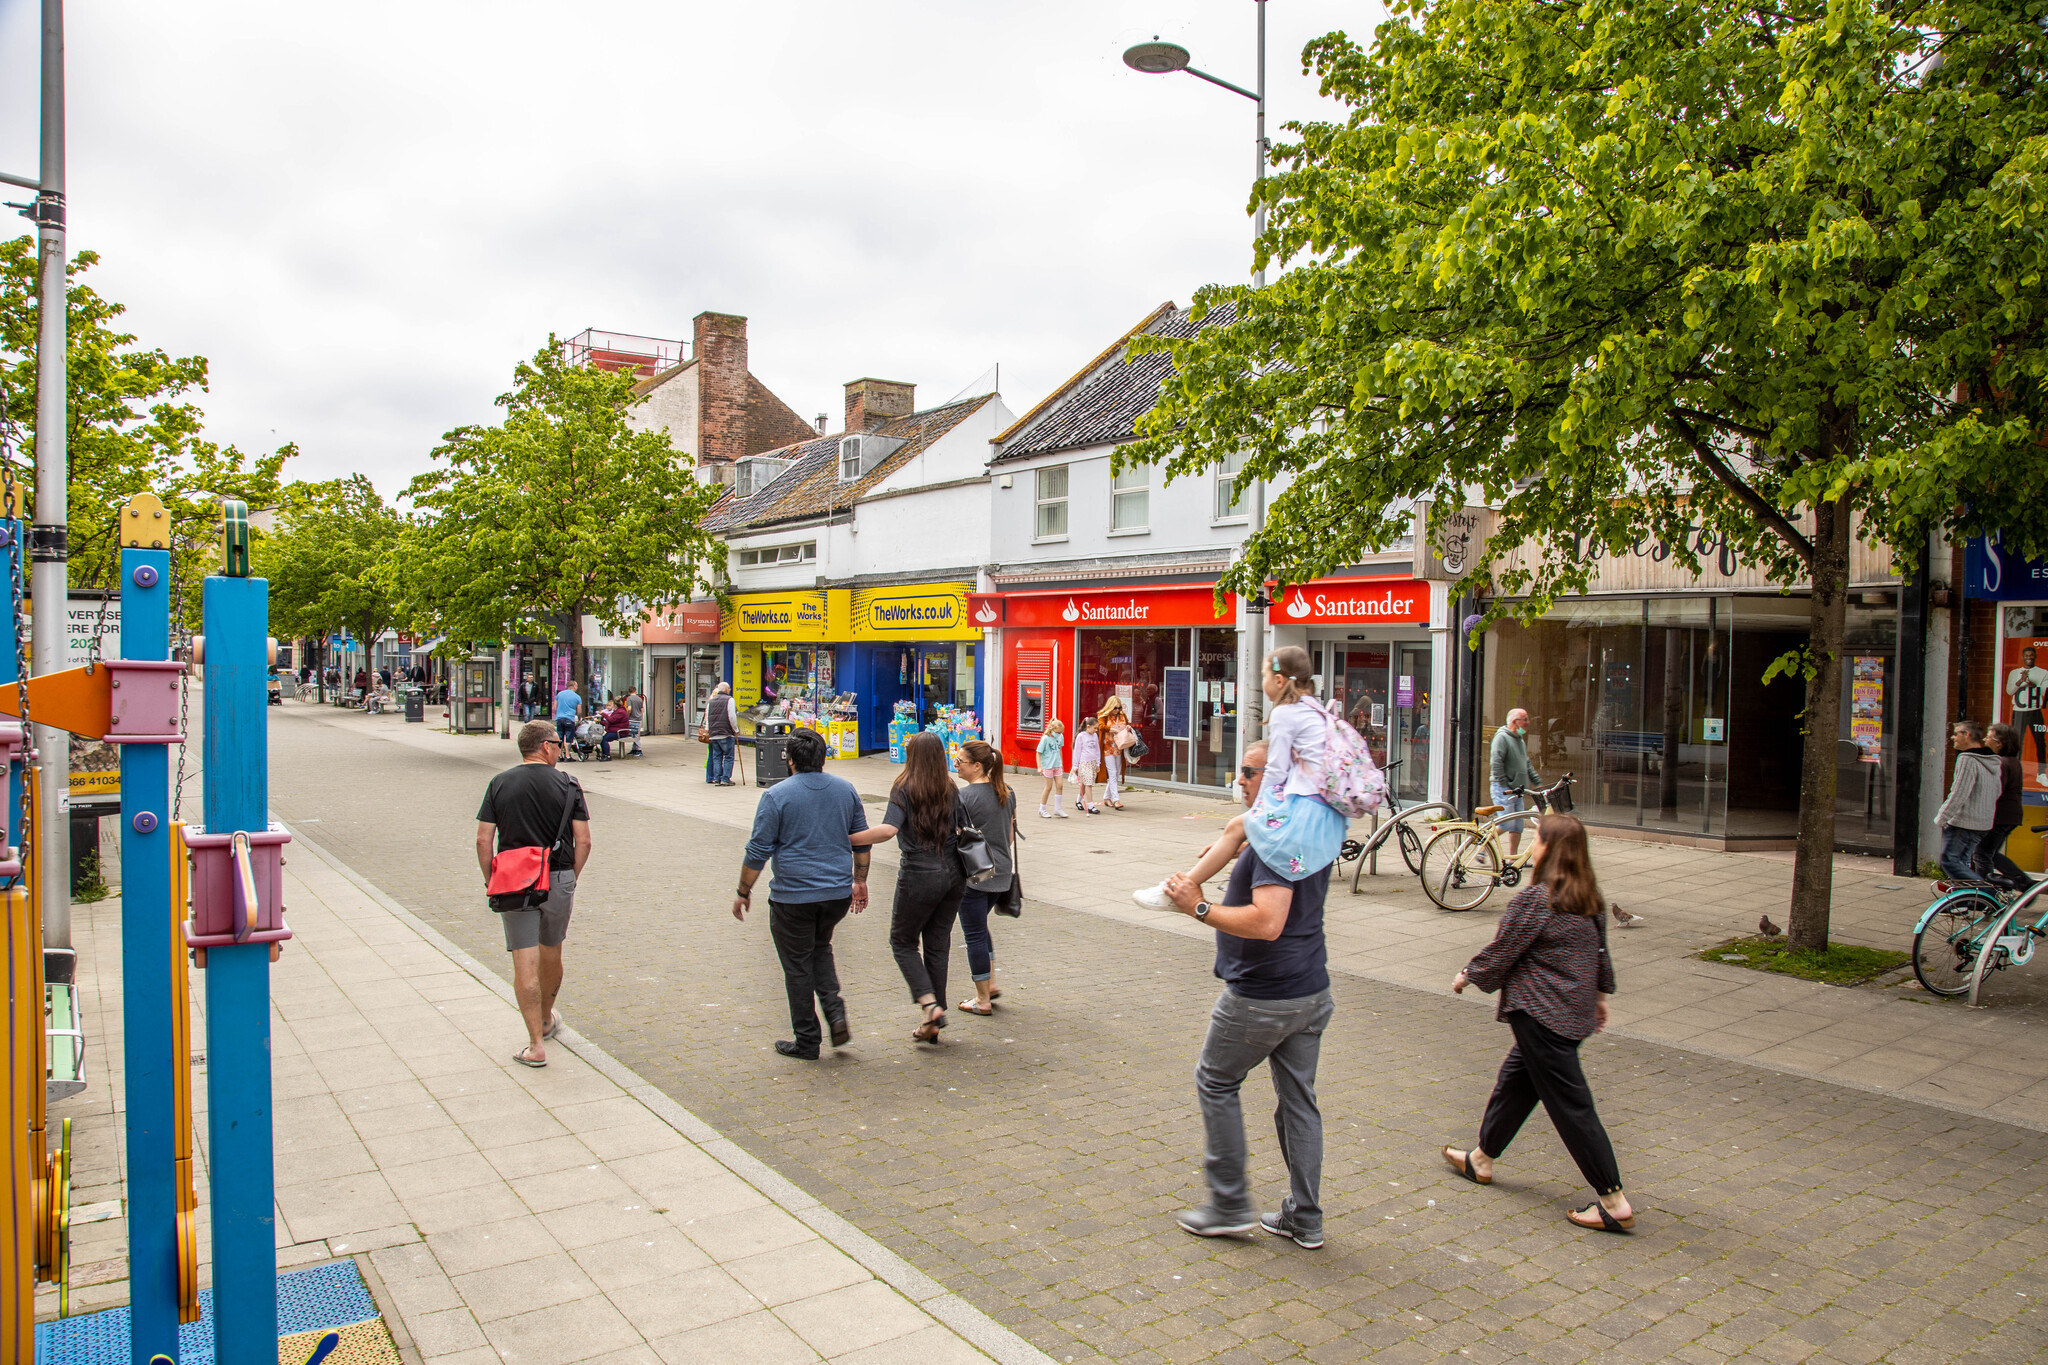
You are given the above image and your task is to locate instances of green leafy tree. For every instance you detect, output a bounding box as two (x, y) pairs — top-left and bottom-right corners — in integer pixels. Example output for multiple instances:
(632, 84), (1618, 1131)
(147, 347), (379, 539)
(1122, 0), (2048, 948)
(0, 237), (291, 626)
(392, 338), (725, 691)
(253, 476), (406, 699)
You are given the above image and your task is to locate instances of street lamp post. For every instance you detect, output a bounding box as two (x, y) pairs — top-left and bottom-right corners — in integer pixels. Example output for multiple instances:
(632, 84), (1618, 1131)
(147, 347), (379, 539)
(1124, 4), (1273, 755)
(1, 0), (71, 947)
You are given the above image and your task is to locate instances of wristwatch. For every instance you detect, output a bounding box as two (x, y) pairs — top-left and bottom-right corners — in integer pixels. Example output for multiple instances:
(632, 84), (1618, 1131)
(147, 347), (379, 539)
(1195, 901), (1211, 920)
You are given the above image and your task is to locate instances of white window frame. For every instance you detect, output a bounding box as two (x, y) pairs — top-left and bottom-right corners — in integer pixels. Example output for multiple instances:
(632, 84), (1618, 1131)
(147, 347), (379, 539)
(1110, 462), (1150, 534)
(1213, 450), (1248, 523)
(839, 438), (863, 481)
(737, 542), (817, 568)
(1033, 465), (1069, 543)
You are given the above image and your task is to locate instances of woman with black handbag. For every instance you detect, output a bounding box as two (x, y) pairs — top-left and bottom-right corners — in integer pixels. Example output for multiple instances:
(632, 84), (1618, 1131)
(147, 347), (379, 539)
(854, 732), (972, 1044)
(953, 740), (1017, 1017)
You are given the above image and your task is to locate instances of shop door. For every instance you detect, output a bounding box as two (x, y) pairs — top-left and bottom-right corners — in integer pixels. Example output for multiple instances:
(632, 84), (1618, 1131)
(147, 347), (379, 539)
(1392, 644), (1432, 803)
(918, 646), (953, 726)
(870, 647), (917, 748)
(1334, 649), (1391, 766)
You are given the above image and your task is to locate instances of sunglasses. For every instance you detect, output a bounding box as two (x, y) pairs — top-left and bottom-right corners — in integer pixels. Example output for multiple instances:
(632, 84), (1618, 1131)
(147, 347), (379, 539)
(1239, 765), (1265, 780)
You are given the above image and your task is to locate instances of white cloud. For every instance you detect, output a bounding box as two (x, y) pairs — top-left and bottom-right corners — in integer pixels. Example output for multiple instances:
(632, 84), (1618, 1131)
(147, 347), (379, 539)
(0, 0), (1377, 499)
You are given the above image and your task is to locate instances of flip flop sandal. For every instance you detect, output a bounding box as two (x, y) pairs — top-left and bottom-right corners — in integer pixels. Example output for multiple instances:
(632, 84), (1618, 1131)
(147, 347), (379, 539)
(513, 1048), (547, 1069)
(1568, 1202), (1635, 1233)
(1442, 1147), (1491, 1185)
(542, 1010), (563, 1040)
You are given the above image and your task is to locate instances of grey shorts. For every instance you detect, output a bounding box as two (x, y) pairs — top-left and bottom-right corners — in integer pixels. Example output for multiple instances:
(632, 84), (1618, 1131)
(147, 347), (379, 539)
(501, 869), (576, 951)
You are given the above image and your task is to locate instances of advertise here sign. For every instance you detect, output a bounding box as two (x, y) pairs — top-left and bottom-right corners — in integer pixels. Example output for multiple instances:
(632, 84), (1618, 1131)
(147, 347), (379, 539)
(67, 594), (122, 799)
(1275, 579), (1431, 625)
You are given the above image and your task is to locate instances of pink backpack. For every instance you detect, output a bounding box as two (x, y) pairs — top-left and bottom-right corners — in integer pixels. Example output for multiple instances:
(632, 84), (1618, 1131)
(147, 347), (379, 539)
(1307, 698), (1388, 819)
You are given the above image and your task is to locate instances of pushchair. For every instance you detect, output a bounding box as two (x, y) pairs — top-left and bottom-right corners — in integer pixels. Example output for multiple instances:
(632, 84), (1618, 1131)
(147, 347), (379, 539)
(570, 716), (604, 763)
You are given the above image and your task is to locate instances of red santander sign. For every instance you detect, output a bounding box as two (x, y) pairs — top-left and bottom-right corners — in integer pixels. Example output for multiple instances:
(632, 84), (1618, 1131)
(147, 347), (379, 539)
(1275, 579), (1430, 625)
(1002, 585), (1236, 629)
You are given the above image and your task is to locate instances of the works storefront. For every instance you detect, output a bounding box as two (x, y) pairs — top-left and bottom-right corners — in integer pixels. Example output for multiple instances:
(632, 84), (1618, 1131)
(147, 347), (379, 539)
(719, 582), (982, 752)
(977, 572), (1444, 797)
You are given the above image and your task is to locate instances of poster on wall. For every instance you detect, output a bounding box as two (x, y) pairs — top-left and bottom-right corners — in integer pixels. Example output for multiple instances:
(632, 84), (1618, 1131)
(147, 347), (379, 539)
(2003, 613), (2048, 790)
(1162, 667), (1192, 742)
(1849, 656), (1884, 763)
(733, 643), (761, 708)
(66, 593), (121, 799)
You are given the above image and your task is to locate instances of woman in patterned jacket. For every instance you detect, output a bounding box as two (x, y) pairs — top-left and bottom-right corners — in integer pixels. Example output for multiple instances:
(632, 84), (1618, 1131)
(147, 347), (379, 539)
(1441, 812), (1635, 1233)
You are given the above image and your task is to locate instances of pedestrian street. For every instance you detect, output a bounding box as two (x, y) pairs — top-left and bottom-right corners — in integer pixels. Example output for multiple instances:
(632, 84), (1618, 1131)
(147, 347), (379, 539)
(223, 700), (2048, 1364)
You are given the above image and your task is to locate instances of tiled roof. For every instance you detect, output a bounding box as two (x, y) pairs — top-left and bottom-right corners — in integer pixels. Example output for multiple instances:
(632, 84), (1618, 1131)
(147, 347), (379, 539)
(993, 301), (1236, 463)
(703, 393), (998, 534)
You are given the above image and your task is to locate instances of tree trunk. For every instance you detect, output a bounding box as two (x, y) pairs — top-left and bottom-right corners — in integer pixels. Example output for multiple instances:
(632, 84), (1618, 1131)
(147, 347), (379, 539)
(1786, 494), (1852, 951)
(569, 608), (588, 697)
(316, 641), (326, 704)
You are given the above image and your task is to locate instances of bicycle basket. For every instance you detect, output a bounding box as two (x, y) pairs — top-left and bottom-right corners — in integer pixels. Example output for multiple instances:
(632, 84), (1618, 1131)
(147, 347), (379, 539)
(1543, 780), (1574, 814)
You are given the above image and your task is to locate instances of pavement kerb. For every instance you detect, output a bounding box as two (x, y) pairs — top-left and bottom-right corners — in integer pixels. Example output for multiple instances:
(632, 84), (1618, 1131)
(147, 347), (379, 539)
(283, 820), (1057, 1365)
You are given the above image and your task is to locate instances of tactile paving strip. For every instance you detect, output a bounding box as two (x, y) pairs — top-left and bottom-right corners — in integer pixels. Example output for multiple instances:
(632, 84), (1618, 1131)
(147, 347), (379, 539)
(33, 1257), (388, 1364)
(276, 1319), (401, 1365)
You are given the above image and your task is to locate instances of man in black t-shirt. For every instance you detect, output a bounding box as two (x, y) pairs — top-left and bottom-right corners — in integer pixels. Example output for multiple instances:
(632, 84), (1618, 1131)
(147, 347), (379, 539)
(476, 720), (592, 1067)
(1163, 742), (1335, 1250)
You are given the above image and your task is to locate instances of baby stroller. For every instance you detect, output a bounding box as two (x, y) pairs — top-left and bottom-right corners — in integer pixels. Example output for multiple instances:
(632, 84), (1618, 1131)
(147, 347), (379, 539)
(570, 716), (604, 763)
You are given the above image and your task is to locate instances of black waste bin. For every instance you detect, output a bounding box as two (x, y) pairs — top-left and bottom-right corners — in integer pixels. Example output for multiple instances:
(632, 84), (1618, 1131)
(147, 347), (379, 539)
(754, 719), (793, 788)
(404, 689), (426, 723)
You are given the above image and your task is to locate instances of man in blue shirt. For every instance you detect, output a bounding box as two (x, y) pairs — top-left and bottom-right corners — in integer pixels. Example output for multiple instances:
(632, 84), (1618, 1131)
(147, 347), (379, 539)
(1164, 741), (1335, 1249)
(553, 682), (584, 760)
(733, 728), (871, 1058)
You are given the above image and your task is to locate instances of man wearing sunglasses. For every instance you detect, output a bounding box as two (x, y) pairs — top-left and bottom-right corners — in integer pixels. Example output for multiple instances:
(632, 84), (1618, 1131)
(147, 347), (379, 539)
(477, 720), (592, 1067)
(1160, 740), (1336, 1251)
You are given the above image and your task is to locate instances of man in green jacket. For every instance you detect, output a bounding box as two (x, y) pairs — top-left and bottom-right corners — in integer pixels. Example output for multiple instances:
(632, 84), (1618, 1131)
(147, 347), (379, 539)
(1489, 709), (1536, 856)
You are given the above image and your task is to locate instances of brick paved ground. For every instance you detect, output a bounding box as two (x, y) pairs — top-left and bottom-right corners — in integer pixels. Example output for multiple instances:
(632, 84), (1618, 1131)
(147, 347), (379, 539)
(269, 704), (2048, 1364)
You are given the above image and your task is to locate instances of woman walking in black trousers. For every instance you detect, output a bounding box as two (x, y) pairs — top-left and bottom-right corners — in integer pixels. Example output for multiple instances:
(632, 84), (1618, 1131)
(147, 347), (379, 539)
(854, 732), (968, 1044)
(1442, 812), (1636, 1232)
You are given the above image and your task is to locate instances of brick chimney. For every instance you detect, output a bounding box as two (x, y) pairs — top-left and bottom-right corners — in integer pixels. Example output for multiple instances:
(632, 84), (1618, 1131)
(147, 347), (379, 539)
(694, 311), (749, 466)
(844, 378), (915, 433)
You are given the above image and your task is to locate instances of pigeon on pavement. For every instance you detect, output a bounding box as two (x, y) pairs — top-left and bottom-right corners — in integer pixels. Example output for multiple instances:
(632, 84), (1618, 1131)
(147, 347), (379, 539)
(1759, 914), (1783, 938)
(1610, 903), (1645, 928)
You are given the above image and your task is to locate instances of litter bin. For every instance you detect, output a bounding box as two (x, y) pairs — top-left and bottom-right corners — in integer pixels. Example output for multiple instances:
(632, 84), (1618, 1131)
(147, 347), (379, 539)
(403, 689), (425, 723)
(755, 718), (793, 788)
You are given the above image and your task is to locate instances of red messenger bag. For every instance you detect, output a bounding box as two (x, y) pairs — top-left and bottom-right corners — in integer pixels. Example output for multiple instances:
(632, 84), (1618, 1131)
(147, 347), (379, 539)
(486, 785), (580, 913)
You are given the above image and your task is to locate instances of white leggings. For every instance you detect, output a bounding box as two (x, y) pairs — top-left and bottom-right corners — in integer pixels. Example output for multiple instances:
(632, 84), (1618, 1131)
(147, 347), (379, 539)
(1103, 753), (1121, 803)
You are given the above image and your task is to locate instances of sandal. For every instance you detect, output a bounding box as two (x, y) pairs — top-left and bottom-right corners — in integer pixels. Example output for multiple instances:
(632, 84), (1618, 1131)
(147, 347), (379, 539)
(958, 998), (994, 1016)
(512, 1046), (547, 1069)
(1442, 1146), (1491, 1185)
(542, 1009), (563, 1040)
(911, 1002), (947, 1043)
(1567, 1202), (1635, 1233)
(988, 987), (1003, 1001)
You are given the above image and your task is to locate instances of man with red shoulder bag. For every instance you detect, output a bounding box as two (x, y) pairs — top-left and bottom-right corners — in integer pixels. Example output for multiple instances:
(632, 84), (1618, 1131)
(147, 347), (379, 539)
(477, 719), (592, 1067)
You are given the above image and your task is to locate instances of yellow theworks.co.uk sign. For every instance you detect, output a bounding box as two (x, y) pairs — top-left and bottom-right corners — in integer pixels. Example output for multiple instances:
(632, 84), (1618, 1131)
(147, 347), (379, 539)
(720, 585), (980, 643)
(850, 584), (977, 641)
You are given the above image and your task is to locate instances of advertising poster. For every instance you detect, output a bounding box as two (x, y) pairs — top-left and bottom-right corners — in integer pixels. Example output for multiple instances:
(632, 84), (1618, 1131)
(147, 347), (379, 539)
(67, 593), (122, 800)
(1999, 610), (2048, 875)
(1849, 656), (1884, 763)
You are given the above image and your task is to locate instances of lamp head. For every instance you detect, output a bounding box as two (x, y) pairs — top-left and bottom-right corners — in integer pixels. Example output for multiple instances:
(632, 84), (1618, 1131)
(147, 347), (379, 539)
(1123, 39), (1191, 75)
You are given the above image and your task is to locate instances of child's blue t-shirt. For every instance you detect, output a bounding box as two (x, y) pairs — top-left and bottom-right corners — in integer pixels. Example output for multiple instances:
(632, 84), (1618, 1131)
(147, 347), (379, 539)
(1036, 734), (1061, 765)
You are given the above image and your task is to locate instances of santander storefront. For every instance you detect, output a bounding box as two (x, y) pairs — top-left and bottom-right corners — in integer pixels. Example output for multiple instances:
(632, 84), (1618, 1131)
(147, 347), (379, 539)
(975, 573), (1438, 796)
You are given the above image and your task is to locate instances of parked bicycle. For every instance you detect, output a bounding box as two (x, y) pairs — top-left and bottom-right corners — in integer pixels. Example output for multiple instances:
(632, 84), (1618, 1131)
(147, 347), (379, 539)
(1911, 823), (2048, 1002)
(1332, 760), (1457, 891)
(1417, 775), (1577, 912)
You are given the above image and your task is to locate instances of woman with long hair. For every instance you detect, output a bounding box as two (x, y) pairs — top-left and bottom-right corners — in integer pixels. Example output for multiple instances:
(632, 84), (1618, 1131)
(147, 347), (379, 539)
(1098, 696), (1132, 810)
(953, 739), (1015, 1015)
(1443, 813), (1635, 1233)
(855, 732), (970, 1043)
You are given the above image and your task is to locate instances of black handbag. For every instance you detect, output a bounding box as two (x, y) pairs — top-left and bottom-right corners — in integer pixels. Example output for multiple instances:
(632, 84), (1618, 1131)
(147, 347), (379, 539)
(1128, 734), (1150, 760)
(957, 823), (997, 885)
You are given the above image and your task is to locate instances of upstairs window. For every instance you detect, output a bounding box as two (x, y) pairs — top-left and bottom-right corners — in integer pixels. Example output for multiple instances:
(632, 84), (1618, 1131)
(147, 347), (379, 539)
(1034, 465), (1068, 540)
(736, 542), (817, 568)
(1214, 450), (1248, 521)
(1111, 462), (1150, 531)
(840, 438), (863, 480)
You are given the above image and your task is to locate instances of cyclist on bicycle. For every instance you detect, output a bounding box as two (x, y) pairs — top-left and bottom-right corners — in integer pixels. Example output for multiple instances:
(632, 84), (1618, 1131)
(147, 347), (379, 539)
(1490, 709), (1538, 857)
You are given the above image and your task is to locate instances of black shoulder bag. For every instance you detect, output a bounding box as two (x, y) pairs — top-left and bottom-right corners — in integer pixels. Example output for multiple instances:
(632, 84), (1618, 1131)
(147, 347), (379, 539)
(996, 791), (1023, 917)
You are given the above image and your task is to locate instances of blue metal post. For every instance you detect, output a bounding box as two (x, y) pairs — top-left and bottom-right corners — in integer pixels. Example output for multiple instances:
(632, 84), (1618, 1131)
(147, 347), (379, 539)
(118, 546), (178, 1363)
(199, 574), (275, 1363)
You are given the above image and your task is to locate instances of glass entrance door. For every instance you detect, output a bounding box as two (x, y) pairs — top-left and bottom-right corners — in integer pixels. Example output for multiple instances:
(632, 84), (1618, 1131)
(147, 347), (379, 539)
(1393, 644), (1432, 802)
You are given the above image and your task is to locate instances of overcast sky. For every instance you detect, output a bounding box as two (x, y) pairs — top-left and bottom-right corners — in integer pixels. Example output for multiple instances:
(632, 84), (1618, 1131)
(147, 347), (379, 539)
(0, 0), (1379, 501)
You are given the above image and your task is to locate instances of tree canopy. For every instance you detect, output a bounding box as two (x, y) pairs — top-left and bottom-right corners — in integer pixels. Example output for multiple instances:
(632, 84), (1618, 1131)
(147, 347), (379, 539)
(0, 237), (290, 621)
(1121, 0), (2048, 946)
(391, 339), (724, 688)
(254, 475), (406, 678)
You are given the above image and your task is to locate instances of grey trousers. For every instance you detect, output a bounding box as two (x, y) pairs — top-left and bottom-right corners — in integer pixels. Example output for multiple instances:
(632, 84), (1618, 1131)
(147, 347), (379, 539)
(1195, 987), (1334, 1230)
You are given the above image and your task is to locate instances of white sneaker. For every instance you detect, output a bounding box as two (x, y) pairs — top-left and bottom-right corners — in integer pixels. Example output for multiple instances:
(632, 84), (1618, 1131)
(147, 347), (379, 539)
(1132, 881), (1175, 910)
(1054, 807), (1070, 818)
(1040, 806), (1053, 819)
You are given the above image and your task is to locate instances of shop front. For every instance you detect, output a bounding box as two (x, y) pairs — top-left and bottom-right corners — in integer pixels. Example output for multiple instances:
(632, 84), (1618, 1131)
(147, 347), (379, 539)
(1965, 532), (2048, 874)
(1481, 526), (1907, 851)
(644, 600), (721, 736)
(979, 584), (1243, 792)
(1277, 576), (1440, 805)
(719, 584), (982, 753)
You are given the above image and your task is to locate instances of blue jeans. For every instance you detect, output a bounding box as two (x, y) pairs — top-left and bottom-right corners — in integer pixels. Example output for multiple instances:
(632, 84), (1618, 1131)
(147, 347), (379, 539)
(707, 736), (735, 783)
(958, 889), (996, 982)
(600, 730), (627, 758)
(555, 717), (576, 751)
(1940, 825), (1987, 883)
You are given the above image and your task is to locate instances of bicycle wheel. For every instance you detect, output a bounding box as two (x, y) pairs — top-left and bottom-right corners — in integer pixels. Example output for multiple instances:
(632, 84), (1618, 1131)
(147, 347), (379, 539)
(1421, 828), (1499, 912)
(1913, 890), (2005, 996)
(1396, 821), (1427, 877)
